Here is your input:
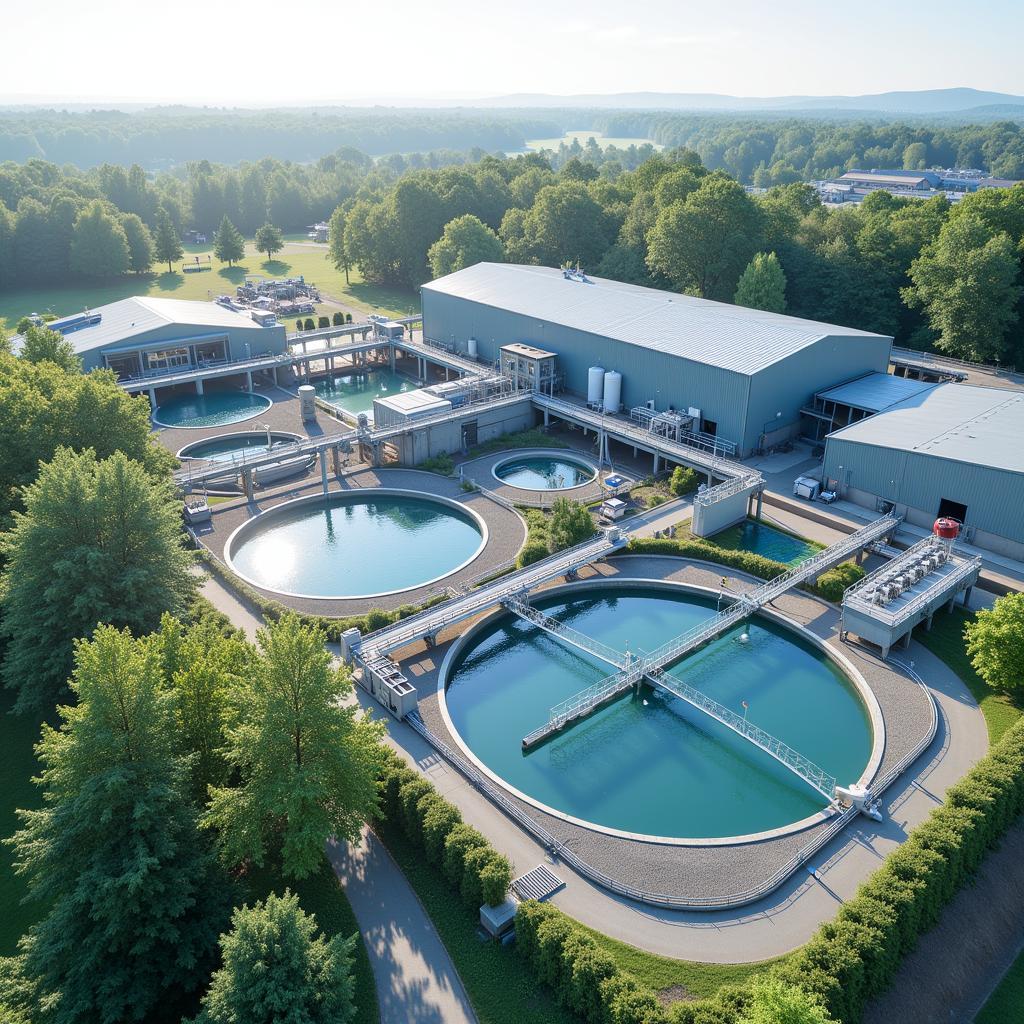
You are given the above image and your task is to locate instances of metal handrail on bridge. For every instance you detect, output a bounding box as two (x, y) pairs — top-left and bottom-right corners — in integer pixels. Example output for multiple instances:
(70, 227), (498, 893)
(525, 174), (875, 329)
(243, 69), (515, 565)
(503, 593), (630, 669)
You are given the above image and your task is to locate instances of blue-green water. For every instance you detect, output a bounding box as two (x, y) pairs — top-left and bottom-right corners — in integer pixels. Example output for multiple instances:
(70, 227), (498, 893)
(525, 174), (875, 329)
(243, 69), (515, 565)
(179, 432), (298, 462)
(155, 391), (271, 428)
(311, 369), (412, 417)
(445, 586), (871, 839)
(723, 521), (820, 566)
(495, 455), (595, 490)
(229, 493), (483, 598)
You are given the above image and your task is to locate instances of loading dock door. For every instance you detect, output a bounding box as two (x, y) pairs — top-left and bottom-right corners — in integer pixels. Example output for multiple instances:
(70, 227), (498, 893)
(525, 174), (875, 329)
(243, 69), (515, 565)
(461, 420), (478, 451)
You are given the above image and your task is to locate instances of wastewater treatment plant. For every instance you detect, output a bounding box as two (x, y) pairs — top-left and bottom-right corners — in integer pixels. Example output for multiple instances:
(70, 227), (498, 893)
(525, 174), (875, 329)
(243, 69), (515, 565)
(63, 262), (1005, 914)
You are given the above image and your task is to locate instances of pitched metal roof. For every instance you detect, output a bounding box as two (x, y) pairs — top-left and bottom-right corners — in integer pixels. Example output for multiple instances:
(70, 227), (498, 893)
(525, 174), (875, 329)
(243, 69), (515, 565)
(422, 263), (888, 376)
(827, 384), (1024, 474)
(816, 372), (937, 413)
(50, 296), (274, 355)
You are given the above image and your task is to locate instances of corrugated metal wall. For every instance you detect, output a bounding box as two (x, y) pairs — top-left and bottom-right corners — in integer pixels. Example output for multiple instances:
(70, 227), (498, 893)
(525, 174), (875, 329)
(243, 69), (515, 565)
(423, 290), (891, 456)
(823, 438), (1024, 543)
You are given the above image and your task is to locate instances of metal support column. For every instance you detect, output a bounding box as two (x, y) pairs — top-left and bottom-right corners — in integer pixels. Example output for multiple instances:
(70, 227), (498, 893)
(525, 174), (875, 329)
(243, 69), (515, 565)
(756, 489), (763, 519)
(242, 469), (254, 502)
(320, 453), (329, 494)
(246, 370), (253, 390)
(653, 453), (660, 474)
(148, 387), (157, 411)
(195, 378), (204, 395)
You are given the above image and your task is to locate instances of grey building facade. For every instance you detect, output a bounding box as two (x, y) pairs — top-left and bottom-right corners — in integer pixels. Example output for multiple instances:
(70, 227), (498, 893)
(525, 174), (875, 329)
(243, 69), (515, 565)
(823, 385), (1024, 558)
(41, 296), (287, 378)
(422, 264), (892, 456)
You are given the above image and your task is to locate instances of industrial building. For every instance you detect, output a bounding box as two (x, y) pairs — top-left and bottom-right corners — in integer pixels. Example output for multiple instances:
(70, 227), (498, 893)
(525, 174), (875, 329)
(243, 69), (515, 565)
(421, 263), (892, 457)
(823, 384), (1024, 559)
(37, 296), (288, 378)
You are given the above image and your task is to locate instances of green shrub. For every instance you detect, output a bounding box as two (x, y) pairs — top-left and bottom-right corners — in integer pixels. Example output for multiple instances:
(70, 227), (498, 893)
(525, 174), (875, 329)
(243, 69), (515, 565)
(442, 823), (488, 887)
(318, 315), (330, 328)
(332, 311), (344, 326)
(295, 319), (303, 331)
(364, 607), (391, 632)
(398, 777), (434, 837)
(422, 800), (462, 865)
(812, 563), (865, 603)
(517, 538), (550, 568)
(549, 497), (596, 552)
(460, 845), (495, 907)
(479, 854), (512, 907)
(346, 313), (353, 323)
(419, 451), (454, 475)
(670, 466), (699, 496)
(647, 493), (669, 508)
(303, 317), (315, 331)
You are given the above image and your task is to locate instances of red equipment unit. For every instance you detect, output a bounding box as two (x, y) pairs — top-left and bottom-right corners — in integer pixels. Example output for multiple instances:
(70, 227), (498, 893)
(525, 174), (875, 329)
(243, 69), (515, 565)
(933, 517), (960, 541)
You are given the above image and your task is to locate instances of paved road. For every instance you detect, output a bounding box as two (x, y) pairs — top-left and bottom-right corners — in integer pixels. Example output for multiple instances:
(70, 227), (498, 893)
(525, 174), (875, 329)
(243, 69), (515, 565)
(327, 829), (477, 1024)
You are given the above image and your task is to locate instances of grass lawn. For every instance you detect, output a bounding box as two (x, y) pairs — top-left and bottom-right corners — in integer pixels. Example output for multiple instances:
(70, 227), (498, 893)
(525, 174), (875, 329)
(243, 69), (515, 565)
(375, 819), (775, 1020)
(917, 606), (1022, 745)
(977, 945), (1024, 1024)
(0, 690), (47, 956)
(244, 857), (379, 1024)
(580, 923), (783, 1000)
(0, 241), (419, 327)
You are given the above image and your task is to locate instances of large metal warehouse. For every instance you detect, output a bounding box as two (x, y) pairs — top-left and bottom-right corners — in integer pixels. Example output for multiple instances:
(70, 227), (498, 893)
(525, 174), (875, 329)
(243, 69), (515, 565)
(421, 263), (893, 456)
(823, 384), (1024, 559)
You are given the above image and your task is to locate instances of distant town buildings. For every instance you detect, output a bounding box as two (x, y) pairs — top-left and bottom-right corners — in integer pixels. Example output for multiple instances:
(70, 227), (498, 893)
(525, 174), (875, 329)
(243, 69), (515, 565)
(814, 167), (1020, 205)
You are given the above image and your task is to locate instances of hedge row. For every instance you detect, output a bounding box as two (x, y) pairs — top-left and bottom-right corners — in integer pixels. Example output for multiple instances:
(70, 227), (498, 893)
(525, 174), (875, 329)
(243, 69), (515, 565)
(625, 536), (865, 603)
(199, 549), (446, 642)
(771, 715), (1024, 1023)
(376, 747), (512, 908)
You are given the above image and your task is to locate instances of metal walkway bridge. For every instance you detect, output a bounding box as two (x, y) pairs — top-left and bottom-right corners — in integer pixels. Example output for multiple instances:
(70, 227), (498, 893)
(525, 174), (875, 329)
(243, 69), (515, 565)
(521, 512), (901, 761)
(355, 529), (630, 663)
(508, 590), (837, 798)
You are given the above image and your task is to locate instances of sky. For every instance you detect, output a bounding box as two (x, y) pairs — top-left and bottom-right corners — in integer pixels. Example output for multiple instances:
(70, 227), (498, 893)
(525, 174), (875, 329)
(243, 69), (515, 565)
(2, 0), (1022, 106)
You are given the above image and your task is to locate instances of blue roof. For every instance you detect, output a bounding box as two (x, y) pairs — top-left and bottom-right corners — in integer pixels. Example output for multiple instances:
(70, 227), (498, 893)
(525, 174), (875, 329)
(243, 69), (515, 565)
(817, 372), (937, 413)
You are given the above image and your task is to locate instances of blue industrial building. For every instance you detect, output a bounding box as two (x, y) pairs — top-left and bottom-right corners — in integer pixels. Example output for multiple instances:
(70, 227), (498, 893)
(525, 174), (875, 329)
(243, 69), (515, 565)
(422, 263), (893, 457)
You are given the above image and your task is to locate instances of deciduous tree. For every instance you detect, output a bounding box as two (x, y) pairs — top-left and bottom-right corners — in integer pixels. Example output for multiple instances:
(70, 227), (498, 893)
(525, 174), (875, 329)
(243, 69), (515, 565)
(428, 214), (504, 278)
(6, 625), (230, 1024)
(120, 212), (155, 273)
(734, 251), (787, 312)
(965, 593), (1024, 701)
(17, 324), (81, 373)
(191, 892), (356, 1024)
(1, 448), (195, 713)
(548, 498), (596, 553)
(68, 200), (130, 278)
(254, 222), (284, 262)
(327, 205), (351, 283)
(204, 614), (385, 878)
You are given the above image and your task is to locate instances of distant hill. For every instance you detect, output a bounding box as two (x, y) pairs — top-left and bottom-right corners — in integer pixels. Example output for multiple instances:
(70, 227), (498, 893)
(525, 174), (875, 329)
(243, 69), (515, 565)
(480, 88), (1024, 115)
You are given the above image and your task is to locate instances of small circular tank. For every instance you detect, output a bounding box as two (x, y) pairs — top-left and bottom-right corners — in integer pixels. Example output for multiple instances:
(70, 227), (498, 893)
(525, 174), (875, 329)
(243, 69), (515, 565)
(602, 370), (622, 414)
(587, 366), (605, 404)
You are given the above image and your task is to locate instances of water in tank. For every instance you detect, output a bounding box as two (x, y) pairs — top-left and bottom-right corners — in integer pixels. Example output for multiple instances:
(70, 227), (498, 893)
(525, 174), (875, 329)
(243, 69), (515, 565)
(602, 370), (622, 414)
(587, 366), (605, 404)
(468, 337), (478, 360)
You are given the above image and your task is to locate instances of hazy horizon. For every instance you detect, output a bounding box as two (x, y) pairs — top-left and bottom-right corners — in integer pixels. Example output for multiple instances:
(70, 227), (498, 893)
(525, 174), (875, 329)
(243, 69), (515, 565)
(3, 0), (1023, 108)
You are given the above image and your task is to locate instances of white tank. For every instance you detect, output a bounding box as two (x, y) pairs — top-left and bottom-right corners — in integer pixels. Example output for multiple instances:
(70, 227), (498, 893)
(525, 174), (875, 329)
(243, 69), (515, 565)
(602, 370), (622, 414)
(467, 337), (478, 360)
(298, 384), (317, 422)
(587, 366), (605, 404)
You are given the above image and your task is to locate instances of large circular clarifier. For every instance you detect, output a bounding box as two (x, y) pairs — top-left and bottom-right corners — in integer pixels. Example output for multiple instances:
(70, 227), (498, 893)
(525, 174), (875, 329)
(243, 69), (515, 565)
(154, 391), (272, 428)
(227, 490), (485, 599)
(493, 454), (596, 490)
(443, 585), (872, 841)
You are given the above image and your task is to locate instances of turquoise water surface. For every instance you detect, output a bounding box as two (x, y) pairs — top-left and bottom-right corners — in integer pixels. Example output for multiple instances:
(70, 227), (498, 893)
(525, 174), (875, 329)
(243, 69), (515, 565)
(721, 521), (820, 566)
(179, 432), (298, 462)
(229, 493), (483, 598)
(155, 391), (271, 428)
(495, 455), (596, 490)
(445, 586), (871, 839)
(311, 369), (413, 417)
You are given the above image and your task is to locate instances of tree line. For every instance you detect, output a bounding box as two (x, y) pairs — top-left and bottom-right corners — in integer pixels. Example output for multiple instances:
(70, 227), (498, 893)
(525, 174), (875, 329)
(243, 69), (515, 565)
(593, 113), (1024, 184)
(0, 108), (561, 168)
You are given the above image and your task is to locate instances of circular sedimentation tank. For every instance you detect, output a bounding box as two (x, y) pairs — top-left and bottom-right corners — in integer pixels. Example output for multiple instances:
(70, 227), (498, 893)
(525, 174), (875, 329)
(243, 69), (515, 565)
(442, 583), (874, 843)
(226, 489), (485, 599)
(177, 430), (302, 462)
(493, 453), (597, 491)
(153, 391), (272, 429)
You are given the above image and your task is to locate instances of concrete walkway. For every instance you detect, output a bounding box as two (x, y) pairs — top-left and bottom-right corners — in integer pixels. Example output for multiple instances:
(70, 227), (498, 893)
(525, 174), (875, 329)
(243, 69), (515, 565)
(327, 829), (477, 1024)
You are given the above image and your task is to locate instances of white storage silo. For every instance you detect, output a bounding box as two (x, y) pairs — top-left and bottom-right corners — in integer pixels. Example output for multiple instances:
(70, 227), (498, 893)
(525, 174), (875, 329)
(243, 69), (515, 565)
(587, 366), (605, 405)
(467, 337), (478, 360)
(602, 370), (622, 414)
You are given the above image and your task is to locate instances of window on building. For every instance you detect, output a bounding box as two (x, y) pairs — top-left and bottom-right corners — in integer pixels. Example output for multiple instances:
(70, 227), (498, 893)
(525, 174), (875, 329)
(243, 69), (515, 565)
(146, 347), (190, 372)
